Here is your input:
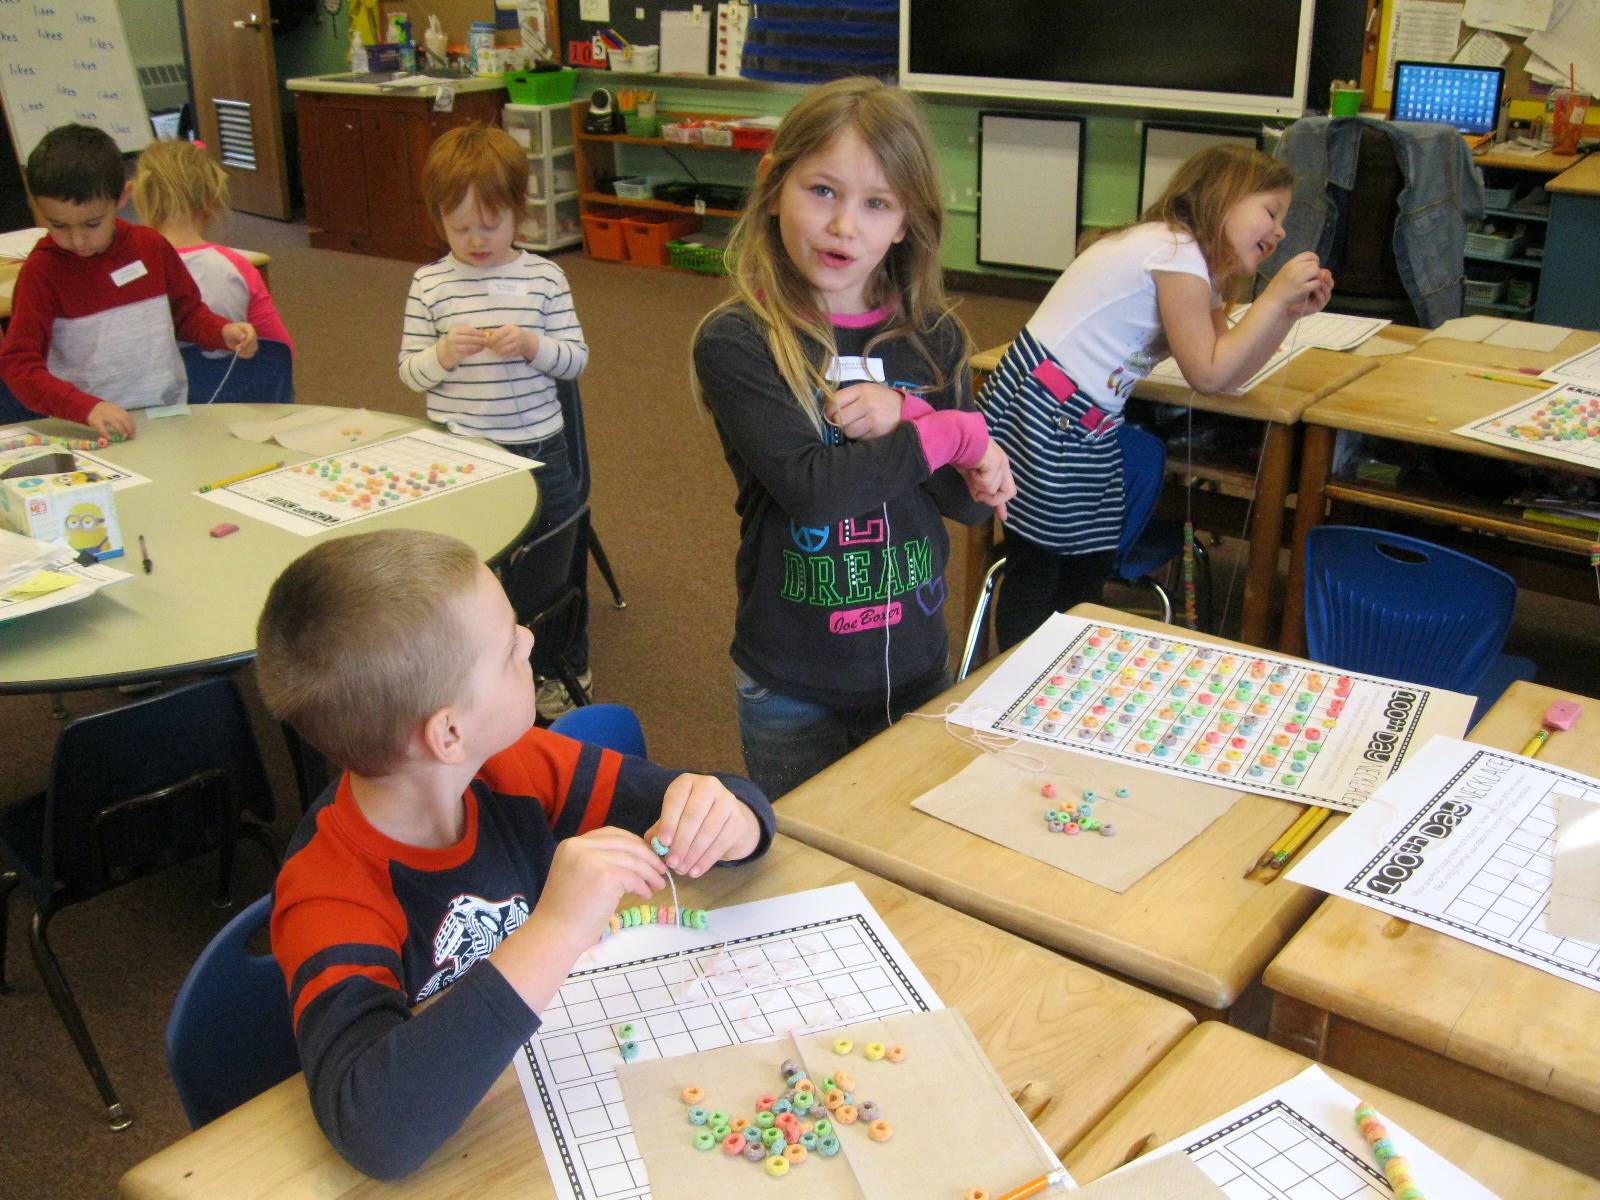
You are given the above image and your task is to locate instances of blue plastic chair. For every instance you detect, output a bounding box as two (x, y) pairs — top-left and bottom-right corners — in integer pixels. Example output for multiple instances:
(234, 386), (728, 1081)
(549, 704), (648, 758)
(0, 377), (34, 425)
(181, 339), (294, 405)
(1304, 526), (1536, 725)
(165, 893), (299, 1129)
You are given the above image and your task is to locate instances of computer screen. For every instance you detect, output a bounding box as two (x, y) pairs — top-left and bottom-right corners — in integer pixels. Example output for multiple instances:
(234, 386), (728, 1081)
(1390, 61), (1505, 134)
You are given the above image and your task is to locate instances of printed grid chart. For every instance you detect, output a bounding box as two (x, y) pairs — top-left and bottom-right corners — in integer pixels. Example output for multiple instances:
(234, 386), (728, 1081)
(1457, 382), (1600, 471)
(522, 915), (932, 1200)
(198, 429), (530, 535)
(1446, 783), (1600, 971)
(1187, 1102), (1387, 1200)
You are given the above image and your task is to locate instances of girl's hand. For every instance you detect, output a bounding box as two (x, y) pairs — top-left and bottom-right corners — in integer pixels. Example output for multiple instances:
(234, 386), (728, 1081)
(222, 322), (258, 359)
(87, 400), (136, 440)
(962, 440), (1016, 522)
(438, 325), (487, 370)
(826, 382), (904, 441)
(485, 323), (530, 359)
(647, 775), (761, 879)
(1261, 252), (1331, 319)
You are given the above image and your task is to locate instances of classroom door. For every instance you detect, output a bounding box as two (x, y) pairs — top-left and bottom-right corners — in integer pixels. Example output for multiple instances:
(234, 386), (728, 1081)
(180, 0), (292, 220)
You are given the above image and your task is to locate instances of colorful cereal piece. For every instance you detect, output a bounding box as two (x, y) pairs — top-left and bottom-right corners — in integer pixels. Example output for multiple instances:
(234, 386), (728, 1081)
(1041, 782), (1057, 798)
(730, 1115), (750, 1132)
(756, 1094), (777, 1112)
(771, 1097), (792, 1115)
(1099, 823), (1117, 837)
(832, 1037), (854, 1054)
(886, 1045), (906, 1063)
(783, 1143), (807, 1164)
(688, 1107), (708, 1125)
(744, 1139), (768, 1162)
(617, 1023), (637, 1040)
(857, 1100), (881, 1122)
(761, 1126), (785, 1149)
(709, 1110), (730, 1127)
(723, 1132), (747, 1155)
(619, 1040), (639, 1060)
(863, 1042), (886, 1061)
(694, 1131), (717, 1151)
(833, 1069), (856, 1091)
(812, 1118), (834, 1138)
(650, 835), (669, 856)
(966, 1190), (991, 1200)
(681, 1086), (704, 1105)
(800, 1131), (819, 1150)
(1064, 822), (1081, 836)
(868, 1119), (893, 1142)
(836, 1104), (859, 1125)
(765, 1155), (790, 1177)
(754, 1110), (777, 1129)
(818, 1135), (841, 1157)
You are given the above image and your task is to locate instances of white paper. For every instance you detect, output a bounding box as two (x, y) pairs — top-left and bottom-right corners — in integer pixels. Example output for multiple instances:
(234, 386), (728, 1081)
(1109, 1066), (1501, 1199)
(659, 10), (710, 75)
(949, 614), (1473, 813)
(1483, 321), (1572, 351)
(1525, 51), (1571, 84)
(1453, 28), (1512, 66)
(1527, 0), (1600, 95)
(513, 884), (944, 1200)
(1352, 335), (1416, 357)
(197, 428), (534, 536)
(1550, 790), (1600, 941)
(0, 429), (149, 491)
(1289, 737), (1600, 995)
(0, 528), (66, 591)
(0, 546), (130, 622)
(1464, 0), (1553, 32)
(1146, 345), (1310, 394)
(0, 228), (45, 259)
(1455, 382), (1600, 470)
(1419, 314), (1504, 343)
(1384, 0), (1465, 92)
(1540, 342), (1600, 386)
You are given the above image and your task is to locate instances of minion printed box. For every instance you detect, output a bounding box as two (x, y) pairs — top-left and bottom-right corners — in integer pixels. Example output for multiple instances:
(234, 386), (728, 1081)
(0, 451), (124, 560)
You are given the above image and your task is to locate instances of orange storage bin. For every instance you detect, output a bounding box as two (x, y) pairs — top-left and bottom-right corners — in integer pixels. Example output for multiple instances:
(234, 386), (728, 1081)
(582, 209), (630, 261)
(621, 212), (702, 267)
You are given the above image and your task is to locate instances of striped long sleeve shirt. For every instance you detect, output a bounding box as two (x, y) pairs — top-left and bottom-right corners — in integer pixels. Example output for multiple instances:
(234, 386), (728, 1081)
(397, 251), (588, 443)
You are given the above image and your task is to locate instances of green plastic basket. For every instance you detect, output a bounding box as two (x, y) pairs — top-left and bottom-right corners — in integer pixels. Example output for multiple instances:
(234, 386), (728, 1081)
(667, 240), (731, 275)
(504, 68), (577, 106)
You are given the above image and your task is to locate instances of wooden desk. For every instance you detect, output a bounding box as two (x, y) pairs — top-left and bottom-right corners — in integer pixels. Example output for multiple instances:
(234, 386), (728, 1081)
(0, 404), (534, 694)
(119, 835), (1194, 1199)
(962, 342), (1378, 653)
(777, 602), (1340, 1016)
(0, 247), (271, 322)
(1264, 681), (1600, 1175)
(1281, 330), (1600, 654)
(1066, 1022), (1600, 1196)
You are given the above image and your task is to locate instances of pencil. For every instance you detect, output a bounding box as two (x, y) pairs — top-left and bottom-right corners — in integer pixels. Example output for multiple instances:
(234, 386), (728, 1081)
(1246, 806), (1319, 876)
(1465, 371), (1547, 388)
(1521, 729), (1550, 757)
(992, 1168), (1071, 1200)
(197, 461), (284, 493)
(1263, 808), (1331, 873)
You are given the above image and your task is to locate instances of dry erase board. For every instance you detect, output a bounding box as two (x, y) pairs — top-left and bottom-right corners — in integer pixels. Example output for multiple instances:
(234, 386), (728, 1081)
(1138, 124), (1263, 214)
(978, 112), (1083, 272)
(0, 0), (151, 161)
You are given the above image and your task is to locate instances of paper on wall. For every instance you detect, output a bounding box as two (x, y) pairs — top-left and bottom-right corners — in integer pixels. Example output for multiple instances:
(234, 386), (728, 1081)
(1527, 0), (1600, 96)
(1453, 28), (1512, 66)
(660, 10), (711, 75)
(1383, 0), (1464, 92)
(1463, 0), (1553, 33)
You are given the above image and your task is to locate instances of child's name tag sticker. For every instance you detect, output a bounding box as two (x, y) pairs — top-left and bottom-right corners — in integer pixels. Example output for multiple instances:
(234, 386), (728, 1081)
(487, 279), (524, 297)
(109, 260), (148, 287)
(826, 355), (887, 384)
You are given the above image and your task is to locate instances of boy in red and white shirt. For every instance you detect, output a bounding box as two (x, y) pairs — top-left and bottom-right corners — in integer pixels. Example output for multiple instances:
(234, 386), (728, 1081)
(0, 124), (258, 439)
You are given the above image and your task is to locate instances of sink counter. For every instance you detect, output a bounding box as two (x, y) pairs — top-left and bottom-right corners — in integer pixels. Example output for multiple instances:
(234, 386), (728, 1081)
(286, 71), (508, 97)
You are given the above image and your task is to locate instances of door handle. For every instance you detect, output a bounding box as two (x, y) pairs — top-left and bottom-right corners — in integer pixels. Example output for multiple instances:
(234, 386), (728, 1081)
(232, 14), (278, 29)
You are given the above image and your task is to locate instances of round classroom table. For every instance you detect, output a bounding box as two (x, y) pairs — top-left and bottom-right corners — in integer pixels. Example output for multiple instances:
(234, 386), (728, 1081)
(0, 405), (540, 694)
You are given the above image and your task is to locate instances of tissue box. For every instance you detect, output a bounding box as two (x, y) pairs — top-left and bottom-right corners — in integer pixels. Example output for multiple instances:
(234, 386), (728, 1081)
(0, 466), (123, 560)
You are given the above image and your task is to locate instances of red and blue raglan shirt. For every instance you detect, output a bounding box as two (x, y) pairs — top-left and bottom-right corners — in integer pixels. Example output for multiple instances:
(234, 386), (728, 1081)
(0, 220), (229, 422)
(271, 727), (774, 1179)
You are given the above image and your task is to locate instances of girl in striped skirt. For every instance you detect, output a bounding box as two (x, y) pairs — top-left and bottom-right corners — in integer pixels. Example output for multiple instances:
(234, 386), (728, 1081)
(980, 145), (1333, 649)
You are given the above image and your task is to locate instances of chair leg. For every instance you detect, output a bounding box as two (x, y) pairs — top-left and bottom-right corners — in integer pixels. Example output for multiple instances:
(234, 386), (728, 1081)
(1143, 578), (1174, 625)
(0, 870), (18, 993)
(588, 528), (627, 609)
(30, 908), (131, 1130)
(958, 556), (1007, 682)
(1192, 539), (1215, 633)
(557, 661), (592, 707)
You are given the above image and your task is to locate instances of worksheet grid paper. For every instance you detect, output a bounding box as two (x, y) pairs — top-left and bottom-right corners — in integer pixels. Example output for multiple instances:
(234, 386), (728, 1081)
(1188, 1103), (1387, 1199)
(1466, 385), (1600, 466)
(522, 916), (931, 1200)
(1445, 784), (1600, 970)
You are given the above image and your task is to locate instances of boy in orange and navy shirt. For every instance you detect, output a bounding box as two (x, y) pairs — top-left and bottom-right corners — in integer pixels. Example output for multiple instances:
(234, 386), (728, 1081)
(0, 124), (257, 439)
(258, 529), (773, 1179)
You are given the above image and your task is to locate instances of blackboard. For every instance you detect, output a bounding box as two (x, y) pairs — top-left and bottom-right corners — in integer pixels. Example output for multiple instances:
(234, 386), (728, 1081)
(557, 0), (714, 74)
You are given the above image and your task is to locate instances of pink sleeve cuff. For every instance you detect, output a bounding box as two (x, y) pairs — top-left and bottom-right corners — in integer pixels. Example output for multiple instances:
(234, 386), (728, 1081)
(909, 408), (989, 471)
(898, 391), (935, 422)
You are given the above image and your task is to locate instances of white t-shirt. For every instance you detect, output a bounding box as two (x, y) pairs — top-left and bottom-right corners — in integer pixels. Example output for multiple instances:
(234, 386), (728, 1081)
(1024, 223), (1214, 413)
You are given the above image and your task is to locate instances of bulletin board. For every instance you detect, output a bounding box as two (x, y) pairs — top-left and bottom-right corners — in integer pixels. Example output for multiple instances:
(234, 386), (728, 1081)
(978, 111), (1084, 272)
(0, 0), (151, 162)
(557, 0), (715, 73)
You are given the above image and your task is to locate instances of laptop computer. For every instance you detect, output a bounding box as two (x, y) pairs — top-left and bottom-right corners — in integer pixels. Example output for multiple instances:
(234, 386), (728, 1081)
(1390, 60), (1506, 149)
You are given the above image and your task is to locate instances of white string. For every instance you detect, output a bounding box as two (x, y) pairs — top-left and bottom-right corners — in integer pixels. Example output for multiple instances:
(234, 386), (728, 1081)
(198, 350), (241, 405)
(905, 701), (1049, 774)
(880, 501), (893, 730)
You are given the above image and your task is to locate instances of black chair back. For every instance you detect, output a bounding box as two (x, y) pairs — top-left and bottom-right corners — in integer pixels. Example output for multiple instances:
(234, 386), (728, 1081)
(556, 378), (592, 506)
(501, 504), (590, 678)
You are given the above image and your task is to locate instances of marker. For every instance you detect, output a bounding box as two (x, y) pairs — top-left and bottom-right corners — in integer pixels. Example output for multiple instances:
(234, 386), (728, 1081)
(139, 534), (152, 574)
(1465, 371), (1547, 388)
(1521, 698), (1582, 758)
(197, 461), (284, 493)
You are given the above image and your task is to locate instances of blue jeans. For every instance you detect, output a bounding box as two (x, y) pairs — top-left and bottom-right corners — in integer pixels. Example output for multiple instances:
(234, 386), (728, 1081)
(734, 665), (953, 799)
(505, 432), (588, 674)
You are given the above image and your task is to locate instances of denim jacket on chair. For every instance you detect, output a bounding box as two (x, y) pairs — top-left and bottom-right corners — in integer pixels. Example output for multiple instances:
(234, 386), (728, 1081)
(1263, 116), (1485, 328)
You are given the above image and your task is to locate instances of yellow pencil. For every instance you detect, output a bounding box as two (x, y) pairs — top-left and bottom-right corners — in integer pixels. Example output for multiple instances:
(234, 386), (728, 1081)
(1246, 806), (1319, 877)
(1465, 371), (1547, 388)
(1264, 808), (1332, 874)
(197, 461), (284, 492)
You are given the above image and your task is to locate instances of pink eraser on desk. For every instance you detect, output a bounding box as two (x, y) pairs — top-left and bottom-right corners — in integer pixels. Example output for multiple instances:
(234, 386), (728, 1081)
(210, 523), (240, 538)
(1545, 700), (1582, 730)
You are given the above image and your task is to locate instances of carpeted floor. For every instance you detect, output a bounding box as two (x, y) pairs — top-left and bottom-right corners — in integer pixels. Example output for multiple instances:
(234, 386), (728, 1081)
(2, 212), (1595, 1199)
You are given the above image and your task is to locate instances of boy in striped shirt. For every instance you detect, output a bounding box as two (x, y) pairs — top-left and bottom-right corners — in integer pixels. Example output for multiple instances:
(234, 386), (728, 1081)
(399, 124), (592, 716)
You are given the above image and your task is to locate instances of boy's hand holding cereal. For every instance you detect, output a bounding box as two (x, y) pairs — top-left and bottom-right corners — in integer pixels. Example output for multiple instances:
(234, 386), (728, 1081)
(87, 400), (137, 440)
(827, 382), (904, 441)
(437, 324), (488, 370)
(482, 324), (537, 361)
(222, 322), (259, 359)
(534, 827), (670, 947)
(962, 440), (1016, 521)
(1261, 251), (1334, 321)
(648, 774), (762, 879)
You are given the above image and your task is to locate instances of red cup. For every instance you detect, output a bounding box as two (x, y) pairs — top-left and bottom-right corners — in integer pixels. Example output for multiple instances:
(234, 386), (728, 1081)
(1552, 88), (1590, 155)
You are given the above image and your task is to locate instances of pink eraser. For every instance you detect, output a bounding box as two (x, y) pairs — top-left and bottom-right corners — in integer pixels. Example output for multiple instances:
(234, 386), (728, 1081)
(1545, 700), (1581, 730)
(210, 523), (240, 538)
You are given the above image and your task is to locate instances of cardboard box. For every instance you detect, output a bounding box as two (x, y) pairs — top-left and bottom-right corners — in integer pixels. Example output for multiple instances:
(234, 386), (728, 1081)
(0, 464), (123, 560)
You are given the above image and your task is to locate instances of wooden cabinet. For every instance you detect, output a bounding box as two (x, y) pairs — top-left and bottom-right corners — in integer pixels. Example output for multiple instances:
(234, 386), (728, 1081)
(295, 88), (507, 262)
